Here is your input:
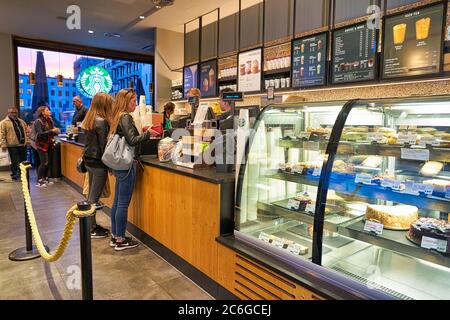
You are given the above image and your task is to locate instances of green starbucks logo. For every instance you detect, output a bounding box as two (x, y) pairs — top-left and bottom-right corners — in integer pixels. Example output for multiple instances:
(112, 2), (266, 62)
(76, 66), (112, 98)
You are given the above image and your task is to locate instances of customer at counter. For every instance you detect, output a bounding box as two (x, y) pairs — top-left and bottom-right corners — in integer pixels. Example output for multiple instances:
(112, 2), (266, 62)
(82, 92), (113, 239)
(108, 89), (156, 251)
(35, 106), (60, 187)
(72, 96), (88, 126)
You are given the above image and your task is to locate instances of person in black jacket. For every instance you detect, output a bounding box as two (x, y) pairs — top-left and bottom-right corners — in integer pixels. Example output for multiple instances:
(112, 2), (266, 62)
(107, 89), (157, 251)
(82, 92), (113, 239)
(34, 106), (60, 187)
(72, 96), (88, 126)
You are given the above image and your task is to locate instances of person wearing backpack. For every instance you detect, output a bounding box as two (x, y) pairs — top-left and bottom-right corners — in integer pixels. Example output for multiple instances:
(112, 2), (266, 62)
(107, 89), (156, 251)
(81, 92), (113, 239)
(34, 106), (60, 187)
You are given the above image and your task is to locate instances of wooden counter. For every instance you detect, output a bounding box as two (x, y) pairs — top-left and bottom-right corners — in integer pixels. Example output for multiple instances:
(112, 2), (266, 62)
(60, 139), (327, 300)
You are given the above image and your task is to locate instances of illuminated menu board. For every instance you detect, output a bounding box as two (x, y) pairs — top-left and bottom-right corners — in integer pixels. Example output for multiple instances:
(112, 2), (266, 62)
(332, 23), (377, 84)
(183, 64), (198, 98)
(292, 33), (327, 88)
(382, 3), (444, 79)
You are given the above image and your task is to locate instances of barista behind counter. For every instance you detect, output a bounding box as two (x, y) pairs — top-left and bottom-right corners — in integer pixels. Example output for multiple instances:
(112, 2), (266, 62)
(187, 88), (215, 124)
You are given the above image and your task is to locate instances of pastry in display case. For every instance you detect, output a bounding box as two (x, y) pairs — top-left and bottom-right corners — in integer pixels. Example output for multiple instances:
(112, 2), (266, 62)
(235, 96), (450, 300)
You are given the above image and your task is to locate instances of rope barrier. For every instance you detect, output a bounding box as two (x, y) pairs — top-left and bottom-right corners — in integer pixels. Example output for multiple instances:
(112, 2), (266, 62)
(20, 163), (95, 262)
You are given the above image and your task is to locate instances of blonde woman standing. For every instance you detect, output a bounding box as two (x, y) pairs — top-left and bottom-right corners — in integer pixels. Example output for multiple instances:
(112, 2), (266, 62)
(107, 89), (156, 250)
(82, 92), (113, 239)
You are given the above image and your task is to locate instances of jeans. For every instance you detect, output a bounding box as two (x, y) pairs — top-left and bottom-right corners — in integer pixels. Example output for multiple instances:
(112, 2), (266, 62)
(37, 149), (50, 180)
(111, 162), (136, 238)
(7, 146), (26, 178)
(86, 164), (108, 230)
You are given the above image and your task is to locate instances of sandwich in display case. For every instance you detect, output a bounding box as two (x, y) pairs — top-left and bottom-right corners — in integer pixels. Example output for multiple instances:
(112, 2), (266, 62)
(235, 95), (450, 300)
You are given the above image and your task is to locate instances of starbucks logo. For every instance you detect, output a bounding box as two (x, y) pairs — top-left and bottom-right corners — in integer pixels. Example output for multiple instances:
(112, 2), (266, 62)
(76, 66), (113, 98)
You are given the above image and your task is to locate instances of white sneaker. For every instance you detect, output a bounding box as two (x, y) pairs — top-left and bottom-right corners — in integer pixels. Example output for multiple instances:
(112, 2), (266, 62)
(36, 181), (47, 188)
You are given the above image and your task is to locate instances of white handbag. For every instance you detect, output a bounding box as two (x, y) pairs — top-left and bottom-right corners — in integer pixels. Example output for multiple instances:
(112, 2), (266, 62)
(101, 134), (135, 171)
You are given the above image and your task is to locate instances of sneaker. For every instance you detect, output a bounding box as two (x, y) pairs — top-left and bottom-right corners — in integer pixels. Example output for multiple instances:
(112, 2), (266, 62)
(36, 180), (47, 188)
(45, 179), (54, 185)
(95, 202), (105, 210)
(90, 225), (109, 239)
(115, 238), (139, 251)
(109, 236), (132, 247)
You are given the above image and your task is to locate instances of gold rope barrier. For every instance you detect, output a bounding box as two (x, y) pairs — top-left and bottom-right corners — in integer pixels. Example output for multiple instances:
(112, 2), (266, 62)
(20, 163), (95, 262)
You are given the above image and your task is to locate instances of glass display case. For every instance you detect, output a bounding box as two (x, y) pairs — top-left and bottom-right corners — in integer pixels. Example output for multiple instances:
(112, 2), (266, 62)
(235, 95), (450, 300)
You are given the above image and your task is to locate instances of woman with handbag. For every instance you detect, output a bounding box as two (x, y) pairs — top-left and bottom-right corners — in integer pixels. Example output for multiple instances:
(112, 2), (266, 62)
(107, 88), (156, 251)
(35, 106), (60, 187)
(81, 92), (113, 239)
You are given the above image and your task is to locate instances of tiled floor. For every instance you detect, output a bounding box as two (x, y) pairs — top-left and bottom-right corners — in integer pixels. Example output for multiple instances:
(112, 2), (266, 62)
(0, 169), (212, 300)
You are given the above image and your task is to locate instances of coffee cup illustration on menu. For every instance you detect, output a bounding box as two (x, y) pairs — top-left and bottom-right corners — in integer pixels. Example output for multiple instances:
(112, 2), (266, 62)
(251, 60), (259, 74)
(393, 23), (407, 45)
(416, 17), (431, 40)
(203, 78), (209, 92)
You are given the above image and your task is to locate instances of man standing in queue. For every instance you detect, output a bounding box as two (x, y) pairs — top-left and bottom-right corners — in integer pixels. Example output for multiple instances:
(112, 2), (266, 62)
(72, 96), (88, 126)
(0, 108), (29, 181)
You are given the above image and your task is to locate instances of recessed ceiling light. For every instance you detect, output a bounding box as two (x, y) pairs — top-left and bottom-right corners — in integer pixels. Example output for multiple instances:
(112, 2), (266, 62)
(88, 30), (94, 34)
(139, 16), (145, 19)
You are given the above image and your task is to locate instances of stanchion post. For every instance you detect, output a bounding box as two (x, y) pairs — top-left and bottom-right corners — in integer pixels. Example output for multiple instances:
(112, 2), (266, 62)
(9, 162), (49, 261)
(77, 201), (94, 300)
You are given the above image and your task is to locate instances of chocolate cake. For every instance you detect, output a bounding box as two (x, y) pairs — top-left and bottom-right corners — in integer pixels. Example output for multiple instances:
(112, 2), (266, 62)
(407, 218), (450, 254)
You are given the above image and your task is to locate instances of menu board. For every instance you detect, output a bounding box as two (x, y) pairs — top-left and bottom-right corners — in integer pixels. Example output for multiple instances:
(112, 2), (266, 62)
(200, 60), (217, 97)
(332, 23), (377, 84)
(238, 48), (262, 93)
(292, 33), (327, 88)
(183, 64), (198, 98)
(383, 3), (444, 79)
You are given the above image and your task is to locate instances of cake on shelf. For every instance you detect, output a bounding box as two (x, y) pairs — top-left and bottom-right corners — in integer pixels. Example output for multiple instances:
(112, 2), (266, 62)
(420, 161), (444, 177)
(423, 179), (450, 194)
(407, 218), (450, 253)
(294, 192), (312, 212)
(365, 204), (419, 230)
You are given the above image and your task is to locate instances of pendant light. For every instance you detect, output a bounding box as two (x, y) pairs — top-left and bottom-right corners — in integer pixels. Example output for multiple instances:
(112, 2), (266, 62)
(28, 48), (35, 85)
(57, 52), (63, 87)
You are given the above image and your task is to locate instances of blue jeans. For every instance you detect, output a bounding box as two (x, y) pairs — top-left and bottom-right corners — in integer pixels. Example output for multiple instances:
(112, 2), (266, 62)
(111, 162), (136, 238)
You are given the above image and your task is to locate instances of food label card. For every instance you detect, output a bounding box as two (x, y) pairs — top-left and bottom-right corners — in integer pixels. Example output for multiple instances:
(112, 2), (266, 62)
(421, 236), (448, 253)
(368, 132), (385, 143)
(288, 199), (301, 210)
(401, 148), (430, 161)
(303, 141), (320, 151)
(258, 232), (271, 243)
(355, 173), (373, 185)
(312, 167), (322, 176)
(272, 238), (285, 249)
(305, 203), (316, 213)
(364, 220), (384, 235)
(287, 243), (306, 255)
(398, 134), (417, 145)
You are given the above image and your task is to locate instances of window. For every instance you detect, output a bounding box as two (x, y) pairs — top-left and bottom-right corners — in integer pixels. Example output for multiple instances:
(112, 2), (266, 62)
(20, 99), (24, 107)
(19, 88), (24, 94)
(66, 92), (69, 97)
(27, 89), (32, 95)
(59, 101), (62, 108)
(51, 102), (55, 108)
(65, 83), (69, 87)
(19, 79), (24, 84)
(51, 90), (55, 96)
(72, 84), (76, 88)
(73, 92), (76, 97)
(58, 91), (62, 97)
(51, 81), (55, 86)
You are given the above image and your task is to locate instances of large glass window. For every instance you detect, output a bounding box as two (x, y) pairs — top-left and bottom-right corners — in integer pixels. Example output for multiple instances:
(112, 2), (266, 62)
(17, 47), (153, 131)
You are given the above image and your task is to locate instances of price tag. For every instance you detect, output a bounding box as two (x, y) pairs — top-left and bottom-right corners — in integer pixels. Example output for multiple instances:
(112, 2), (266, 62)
(288, 199), (301, 210)
(297, 132), (311, 140)
(368, 132), (385, 143)
(258, 232), (271, 243)
(420, 137), (440, 147)
(398, 134), (417, 145)
(272, 238), (285, 249)
(355, 173), (373, 185)
(292, 166), (304, 174)
(312, 167), (322, 176)
(404, 181), (420, 195)
(416, 184), (434, 195)
(401, 148), (430, 161)
(287, 243), (304, 255)
(305, 203), (315, 213)
(303, 141), (320, 151)
(421, 236), (448, 253)
(364, 220), (384, 235)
